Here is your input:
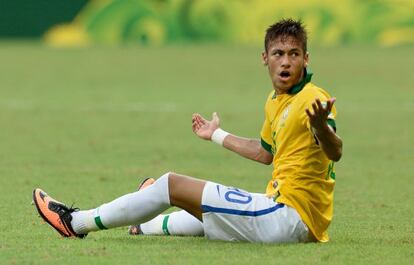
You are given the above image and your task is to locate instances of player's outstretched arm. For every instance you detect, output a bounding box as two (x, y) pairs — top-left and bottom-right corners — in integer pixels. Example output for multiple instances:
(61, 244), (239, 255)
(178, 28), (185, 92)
(192, 112), (273, 165)
(305, 98), (343, 162)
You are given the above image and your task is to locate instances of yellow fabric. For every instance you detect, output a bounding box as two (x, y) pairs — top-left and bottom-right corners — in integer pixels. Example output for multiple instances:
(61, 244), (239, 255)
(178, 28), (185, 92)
(260, 82), (337, 242)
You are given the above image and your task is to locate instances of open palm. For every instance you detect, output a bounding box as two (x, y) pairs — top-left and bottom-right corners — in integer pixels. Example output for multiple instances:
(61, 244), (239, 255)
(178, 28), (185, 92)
(192, 112), (220, 140)
(305, 98), (335, 131)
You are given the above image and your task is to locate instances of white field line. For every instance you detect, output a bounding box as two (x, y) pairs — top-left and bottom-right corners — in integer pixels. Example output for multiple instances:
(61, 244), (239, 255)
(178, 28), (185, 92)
(0, 100), (178, 113)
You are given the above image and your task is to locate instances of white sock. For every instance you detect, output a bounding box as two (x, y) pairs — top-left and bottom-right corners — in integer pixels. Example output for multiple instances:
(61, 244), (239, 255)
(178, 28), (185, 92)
(140, 210), (204, 236)
(71, 209), (96, 234)
(71, 173), (171, 234)
(139, 215), (165, 235)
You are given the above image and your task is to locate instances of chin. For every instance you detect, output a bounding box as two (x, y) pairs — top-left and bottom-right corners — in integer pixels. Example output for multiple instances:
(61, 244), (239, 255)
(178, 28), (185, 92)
(274, 82), (291, 92)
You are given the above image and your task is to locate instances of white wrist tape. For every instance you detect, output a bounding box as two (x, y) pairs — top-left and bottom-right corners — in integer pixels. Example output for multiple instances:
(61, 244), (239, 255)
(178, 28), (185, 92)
(211, 128), (229, 146)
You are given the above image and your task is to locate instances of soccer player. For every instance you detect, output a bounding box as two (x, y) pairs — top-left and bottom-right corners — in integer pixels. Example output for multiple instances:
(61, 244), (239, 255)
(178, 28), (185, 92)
(33, 18), (342, 243)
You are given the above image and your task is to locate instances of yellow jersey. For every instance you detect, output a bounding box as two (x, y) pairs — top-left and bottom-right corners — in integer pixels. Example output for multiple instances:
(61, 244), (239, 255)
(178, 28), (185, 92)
(260, 71), (337, 242)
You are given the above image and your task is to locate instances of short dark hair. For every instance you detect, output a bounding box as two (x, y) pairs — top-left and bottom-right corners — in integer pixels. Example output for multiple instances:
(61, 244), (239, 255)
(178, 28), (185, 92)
(264, 18), (307, 53)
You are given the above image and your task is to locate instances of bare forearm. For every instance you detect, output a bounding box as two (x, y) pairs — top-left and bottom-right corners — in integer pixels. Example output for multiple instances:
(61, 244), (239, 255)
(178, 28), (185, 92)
(313, 125), (343, 162)
(191, 113), (272, 164)
(222, 135), (272, 164)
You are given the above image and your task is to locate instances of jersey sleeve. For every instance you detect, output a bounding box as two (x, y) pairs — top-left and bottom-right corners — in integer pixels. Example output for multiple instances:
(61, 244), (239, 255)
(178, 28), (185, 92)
(260, 118), (273, 154)
(260, 103), (273, 154)
(327, 105), (337, 132)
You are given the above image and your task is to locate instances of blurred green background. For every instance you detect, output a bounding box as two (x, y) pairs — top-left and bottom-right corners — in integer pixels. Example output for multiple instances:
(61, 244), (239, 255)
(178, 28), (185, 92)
(1, 0), (413, 47)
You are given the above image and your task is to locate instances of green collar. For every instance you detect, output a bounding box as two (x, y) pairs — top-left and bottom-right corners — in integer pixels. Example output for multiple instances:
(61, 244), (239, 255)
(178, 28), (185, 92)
(272, 69), (313, 99)
(289, 68), (313, 94)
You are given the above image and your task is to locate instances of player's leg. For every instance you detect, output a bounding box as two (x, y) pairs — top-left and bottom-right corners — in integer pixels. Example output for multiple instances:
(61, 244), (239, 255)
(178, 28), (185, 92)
(33, 172), (206, 237)
(167, 173), (205, 219)
(128, 178), (204, 236)
(130, 210), (204, 236)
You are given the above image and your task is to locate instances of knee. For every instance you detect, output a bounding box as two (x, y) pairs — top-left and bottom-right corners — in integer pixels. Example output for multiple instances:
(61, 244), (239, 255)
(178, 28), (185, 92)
(160, 172), (179, 189)
(165, 171), (178, 178)
(163, 171), (182, 187)
(160, 171), (176, 180)
(163, 172), (186, 199)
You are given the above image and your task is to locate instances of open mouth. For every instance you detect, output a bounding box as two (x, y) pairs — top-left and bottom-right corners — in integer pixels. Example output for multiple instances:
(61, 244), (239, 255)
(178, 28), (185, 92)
(280, 71), (290, 77)
(279, 71), (291, 80)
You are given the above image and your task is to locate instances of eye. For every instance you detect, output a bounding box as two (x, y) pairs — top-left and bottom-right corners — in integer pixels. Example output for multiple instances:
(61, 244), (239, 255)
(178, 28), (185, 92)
(272, 51), (283, 56)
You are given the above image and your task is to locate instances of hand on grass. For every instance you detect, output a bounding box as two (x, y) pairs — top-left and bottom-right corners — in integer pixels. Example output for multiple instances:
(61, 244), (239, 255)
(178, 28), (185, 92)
(192, 112), (220, 140)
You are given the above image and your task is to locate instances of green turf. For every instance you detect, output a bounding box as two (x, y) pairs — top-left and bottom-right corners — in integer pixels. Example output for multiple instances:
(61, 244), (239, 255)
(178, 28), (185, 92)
(0, 42), (413, 264)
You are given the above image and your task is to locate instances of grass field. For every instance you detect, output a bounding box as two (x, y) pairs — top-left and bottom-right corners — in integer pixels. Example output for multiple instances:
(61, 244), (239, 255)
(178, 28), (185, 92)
(0, 42), (413, 264)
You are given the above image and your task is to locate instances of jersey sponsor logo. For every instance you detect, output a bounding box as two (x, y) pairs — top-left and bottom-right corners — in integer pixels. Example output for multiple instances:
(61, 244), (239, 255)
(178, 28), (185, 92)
(216, 185), (221, 197)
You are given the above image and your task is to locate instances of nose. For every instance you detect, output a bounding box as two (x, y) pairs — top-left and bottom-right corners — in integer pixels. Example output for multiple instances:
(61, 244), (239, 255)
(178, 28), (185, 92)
(281, 54), (290, 68)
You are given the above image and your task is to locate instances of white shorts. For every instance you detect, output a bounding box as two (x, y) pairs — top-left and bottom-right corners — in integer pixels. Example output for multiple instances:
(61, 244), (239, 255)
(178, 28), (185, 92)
(201, 182), (309, 243)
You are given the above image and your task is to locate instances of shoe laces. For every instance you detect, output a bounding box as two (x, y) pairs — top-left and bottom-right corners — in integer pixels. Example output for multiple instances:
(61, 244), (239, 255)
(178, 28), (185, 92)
(67, 203), (80, 213)
(49, 201), (79, 218)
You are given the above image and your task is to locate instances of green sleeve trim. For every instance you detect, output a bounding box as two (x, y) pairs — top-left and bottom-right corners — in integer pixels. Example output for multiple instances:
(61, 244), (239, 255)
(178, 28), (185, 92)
(326, 161), (336, 180)
(94, 216), (108, 230)
(162, 215), (170, 235)
(327, 119), (336, 131)
(261, 138), (272, 154)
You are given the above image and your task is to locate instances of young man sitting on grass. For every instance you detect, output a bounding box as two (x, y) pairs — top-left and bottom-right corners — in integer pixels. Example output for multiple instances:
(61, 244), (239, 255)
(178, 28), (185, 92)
(33, 18), (342, 243)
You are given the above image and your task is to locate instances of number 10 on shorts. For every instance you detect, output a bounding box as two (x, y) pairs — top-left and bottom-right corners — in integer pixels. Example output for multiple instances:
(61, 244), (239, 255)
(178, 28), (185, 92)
(224, 187), (252, 204)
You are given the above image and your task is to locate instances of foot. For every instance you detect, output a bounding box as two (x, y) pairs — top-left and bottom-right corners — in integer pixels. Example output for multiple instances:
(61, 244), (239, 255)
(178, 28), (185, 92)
(33, 188), (87, 238)
(128, 224), (144, 235)
(128, 178), (155, 235)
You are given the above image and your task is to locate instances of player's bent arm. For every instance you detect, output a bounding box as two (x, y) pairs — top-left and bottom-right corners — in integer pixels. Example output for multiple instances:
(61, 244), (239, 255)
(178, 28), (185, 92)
(306, 98), (343, 162)
(192, 112), (272, 164)
(222, 134), (273, 165)
(313, 124), (343, 162)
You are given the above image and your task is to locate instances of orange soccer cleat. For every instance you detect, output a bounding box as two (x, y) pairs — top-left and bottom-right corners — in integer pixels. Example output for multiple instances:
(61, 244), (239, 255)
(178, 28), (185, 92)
(33, 188), (86, 238)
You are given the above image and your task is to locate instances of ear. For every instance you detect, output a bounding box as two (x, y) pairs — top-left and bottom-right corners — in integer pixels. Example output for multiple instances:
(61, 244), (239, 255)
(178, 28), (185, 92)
(304, 52), (309, 68)
(262, 51), (268, 66)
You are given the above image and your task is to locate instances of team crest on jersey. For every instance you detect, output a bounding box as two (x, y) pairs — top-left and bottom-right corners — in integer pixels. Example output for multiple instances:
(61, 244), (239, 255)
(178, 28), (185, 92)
(282, 106), (290, 120)
(278, 105), (291, 128)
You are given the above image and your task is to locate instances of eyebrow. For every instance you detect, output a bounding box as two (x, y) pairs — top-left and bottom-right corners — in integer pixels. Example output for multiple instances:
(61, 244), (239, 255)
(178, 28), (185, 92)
(271, 48), (301, 53)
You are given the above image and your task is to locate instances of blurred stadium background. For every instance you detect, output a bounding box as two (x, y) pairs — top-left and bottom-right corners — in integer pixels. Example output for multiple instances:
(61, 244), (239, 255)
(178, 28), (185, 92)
(1, 0), (413, 47)
(1, 1), (414, 264)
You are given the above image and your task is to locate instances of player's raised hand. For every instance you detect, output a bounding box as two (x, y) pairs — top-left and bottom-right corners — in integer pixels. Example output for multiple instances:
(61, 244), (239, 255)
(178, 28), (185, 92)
(192, 112), (220, 140)
(305, 98), (335, 132)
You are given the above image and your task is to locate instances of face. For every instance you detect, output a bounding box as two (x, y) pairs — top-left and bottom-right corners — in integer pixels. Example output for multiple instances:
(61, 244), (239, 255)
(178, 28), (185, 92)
(262, 36), (309, 94)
